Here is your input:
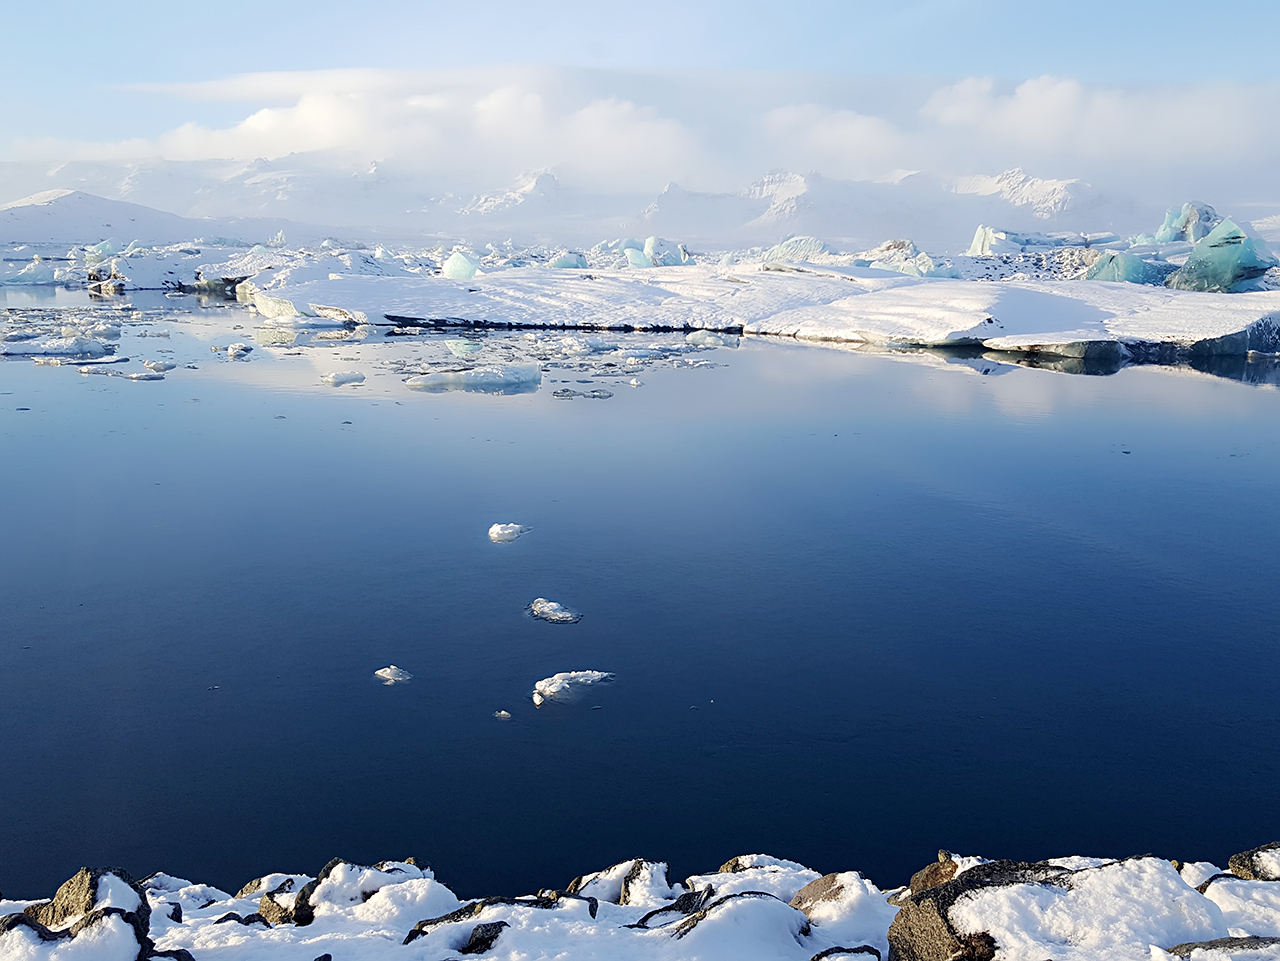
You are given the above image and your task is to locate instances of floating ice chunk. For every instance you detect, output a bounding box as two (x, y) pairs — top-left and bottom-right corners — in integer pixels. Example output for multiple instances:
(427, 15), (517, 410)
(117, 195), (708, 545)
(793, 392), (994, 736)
(404, 363), (541, 395)
(1155, 201), (1221, 244)
(446, 338), (484, 357)
(488, 523), (531, 543)
(252, 292), (304, 319)
(552, 388), (613, 400)
(629, 378), (643, 387)
(624, 247), (654, 268)
(493, 710), (511, 719)
(321, 371), (365, 387)
(1, 336), (106, 358)
(1166, 219), (1278, 292)
(686, 330), (740, 348)
(442, 250), (478, 280)
(124, 371), (164, 381)
(78, 365), (115, 376)
(1086, 251), (1171, 285)
(374, 665), (412, 685)
(531, 670), (613, 706)
(227, 343), (252, 359)
(549, 251), (588, 269)
(143, 360), (177, 372)
(527, 598), (582, 623)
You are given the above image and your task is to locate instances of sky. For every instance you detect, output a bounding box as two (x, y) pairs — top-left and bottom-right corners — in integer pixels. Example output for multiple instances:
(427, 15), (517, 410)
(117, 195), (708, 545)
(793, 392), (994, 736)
(5, 1), (1280, 204)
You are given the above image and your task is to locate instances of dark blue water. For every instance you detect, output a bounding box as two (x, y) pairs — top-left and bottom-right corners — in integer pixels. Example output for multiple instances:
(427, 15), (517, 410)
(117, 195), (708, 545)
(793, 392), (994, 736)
(3, 339), (1279, 900)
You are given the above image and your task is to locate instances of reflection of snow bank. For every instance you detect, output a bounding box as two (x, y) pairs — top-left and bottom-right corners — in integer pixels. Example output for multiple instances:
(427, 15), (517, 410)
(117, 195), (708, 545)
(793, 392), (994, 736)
(527, 598), (581, 624)
(488, 523), (531, 543)
(374, 665), (412, 685)
(404, 363), (541, 395)
(531, 670), (613, 706)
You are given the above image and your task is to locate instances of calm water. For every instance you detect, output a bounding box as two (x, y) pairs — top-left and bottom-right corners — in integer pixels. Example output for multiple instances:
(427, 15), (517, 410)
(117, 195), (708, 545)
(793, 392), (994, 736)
(3, 328), (1280, 900)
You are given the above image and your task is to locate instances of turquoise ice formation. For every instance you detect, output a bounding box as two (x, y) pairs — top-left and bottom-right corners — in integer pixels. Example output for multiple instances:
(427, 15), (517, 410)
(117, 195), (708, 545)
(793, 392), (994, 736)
(1165, 219), (1277, 292)
(1086, 251), (1171, 285)
(1154, 202), (1221, 244)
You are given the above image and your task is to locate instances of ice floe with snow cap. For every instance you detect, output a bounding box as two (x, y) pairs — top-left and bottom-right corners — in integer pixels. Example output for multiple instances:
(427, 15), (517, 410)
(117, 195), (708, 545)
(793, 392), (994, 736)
(527, 598), (581, 623)
(531, 670), (614, 706)
(321, 371), (364, 387)
(374, 665), (412, 685)
(488, 523), (531, 543)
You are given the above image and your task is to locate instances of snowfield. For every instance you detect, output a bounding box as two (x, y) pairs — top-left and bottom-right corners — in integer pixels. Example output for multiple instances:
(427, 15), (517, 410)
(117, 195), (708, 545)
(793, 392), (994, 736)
(4, 845), (1280, 961)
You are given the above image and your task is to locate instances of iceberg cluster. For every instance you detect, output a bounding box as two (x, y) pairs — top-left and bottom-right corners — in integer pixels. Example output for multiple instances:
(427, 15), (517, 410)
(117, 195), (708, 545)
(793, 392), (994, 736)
(6, 843), (1280, 961)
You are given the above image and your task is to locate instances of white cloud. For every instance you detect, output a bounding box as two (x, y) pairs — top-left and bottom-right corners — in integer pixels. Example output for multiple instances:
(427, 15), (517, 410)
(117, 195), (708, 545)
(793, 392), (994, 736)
(7, 68), (1280, 204)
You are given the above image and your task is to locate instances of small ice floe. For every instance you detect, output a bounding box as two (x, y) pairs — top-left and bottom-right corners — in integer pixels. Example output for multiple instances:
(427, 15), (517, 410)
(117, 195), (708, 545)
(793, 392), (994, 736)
(527, 598), (582, 624)
(404, 363), (541, 395)
(446, 338), (484, 357)
(143, 360), (177, 372)
(124, 371), (164, 381)
(374, 665), (412, 685)
(685, 329), (740, 348)
(629, 378), (643, 388)
(552, 388), (613, 400)
(321, 371), (365, 387)
(531, 670), (614, 707)
(488, 523), (531, 543)
(227, 343), (252, 359)
(493, 710), (511, 720)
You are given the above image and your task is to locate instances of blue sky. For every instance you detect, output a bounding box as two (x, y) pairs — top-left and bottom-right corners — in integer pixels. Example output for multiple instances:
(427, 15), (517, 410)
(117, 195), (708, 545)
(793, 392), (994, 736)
(5, 1), (1279, 203)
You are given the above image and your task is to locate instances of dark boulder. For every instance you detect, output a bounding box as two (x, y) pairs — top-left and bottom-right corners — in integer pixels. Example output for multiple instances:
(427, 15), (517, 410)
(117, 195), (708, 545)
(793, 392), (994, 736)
(1167, 936), (1280, 958)
(1228, 842), (1280, 881)
(21, 868), (152, 955)
(0, 913), (71, 943)
(810, 947), (882, 961)
(212, 912), (270, 927)
(627, 886), (716, 929)
(907, 852), (960, 896)
(150, 950), (197, 961)
(458, 921), (509, 955)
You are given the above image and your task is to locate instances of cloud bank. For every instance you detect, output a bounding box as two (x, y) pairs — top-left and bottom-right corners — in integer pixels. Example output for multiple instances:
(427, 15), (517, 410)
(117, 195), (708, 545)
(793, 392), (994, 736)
(7, 67), (1279, 206)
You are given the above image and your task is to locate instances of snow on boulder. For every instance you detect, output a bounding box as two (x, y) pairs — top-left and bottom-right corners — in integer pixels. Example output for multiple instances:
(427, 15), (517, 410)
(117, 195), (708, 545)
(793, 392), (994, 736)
(667, 891), (815, 960)
(789, 871), (900, 960)
(565, 859), (680, 907)
(888, 856), (1225, 961)
(1199, 874), (1280, 938)
(1230, 842), (1280, 882)
(684, 854), (823, 902)
(291, 858), (428, 926)
(3, 867), (153, 957)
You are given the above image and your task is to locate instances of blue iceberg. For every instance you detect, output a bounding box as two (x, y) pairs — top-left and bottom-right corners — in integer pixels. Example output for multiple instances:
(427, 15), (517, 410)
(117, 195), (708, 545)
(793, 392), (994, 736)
(1165, 219), (1277, 292)
(1086, 251), (1173, 285)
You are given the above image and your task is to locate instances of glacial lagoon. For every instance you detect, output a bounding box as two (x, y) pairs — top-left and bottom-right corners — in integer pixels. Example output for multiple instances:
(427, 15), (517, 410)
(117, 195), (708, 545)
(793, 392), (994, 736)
(3, 299), (1280, 902)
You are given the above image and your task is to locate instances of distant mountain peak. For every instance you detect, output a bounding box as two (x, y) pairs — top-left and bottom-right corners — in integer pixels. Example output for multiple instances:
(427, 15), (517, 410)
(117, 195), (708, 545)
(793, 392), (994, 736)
(464, 169), (562, 216)
(952, 168), (1089, 219)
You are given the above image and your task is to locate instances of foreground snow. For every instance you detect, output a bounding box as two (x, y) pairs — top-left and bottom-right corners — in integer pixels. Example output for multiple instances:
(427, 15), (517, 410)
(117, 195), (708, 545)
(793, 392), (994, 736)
(4, 844), (1280, 961)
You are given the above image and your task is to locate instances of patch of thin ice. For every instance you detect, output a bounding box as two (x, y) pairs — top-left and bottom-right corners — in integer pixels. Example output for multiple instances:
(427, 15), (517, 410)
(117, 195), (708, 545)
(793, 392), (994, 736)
(374, 665), (412, 685)
(531, 670), (614, 706)
(488, 523), (531, 543)
(527, 598), (581, 623)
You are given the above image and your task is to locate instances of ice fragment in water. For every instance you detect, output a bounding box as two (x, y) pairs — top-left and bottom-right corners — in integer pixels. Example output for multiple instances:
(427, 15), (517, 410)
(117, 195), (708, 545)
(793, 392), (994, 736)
(144, 360), (177, 372)
(494, 710), (511, 719)
(404, 363), (541, 395)
(685, 330), (739, 348)
(321, 371), (365, 387)
(488, 523), (531, 543)
(124, 371), (164, 381)
(528, 598), (582, 623)
(374, 665), (412, 685)
(1085, 252), (1171, 285)
(1154, 201), (1221, 244)
(227, 343), (252, 359)
(442, 251), (478, 280)
(1165, 219), (1278, 292)
(531, 670), (614, 707)
(552, 388), (613, 400)
(446, 339), (484, 357)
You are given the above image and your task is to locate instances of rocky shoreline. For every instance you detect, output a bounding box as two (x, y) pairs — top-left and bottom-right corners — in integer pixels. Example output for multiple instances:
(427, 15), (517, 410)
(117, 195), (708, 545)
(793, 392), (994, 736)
(3, 842), (1279, 960)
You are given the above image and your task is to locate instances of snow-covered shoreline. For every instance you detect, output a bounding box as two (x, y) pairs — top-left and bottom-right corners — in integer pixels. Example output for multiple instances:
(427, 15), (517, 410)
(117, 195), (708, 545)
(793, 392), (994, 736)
(4, 843), (1280, 961)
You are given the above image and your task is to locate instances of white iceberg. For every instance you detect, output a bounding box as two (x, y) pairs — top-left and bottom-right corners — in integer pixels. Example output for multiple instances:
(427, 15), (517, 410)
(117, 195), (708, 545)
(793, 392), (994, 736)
(374, 665), (412, 685)
(527, 598), (582, 623)
(686, 329), (739, 348)
(488, 523), (531, 543)
(321, 371), (365, 387)
(531, 670), (614, 706)
(404, 363), (541, 395)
